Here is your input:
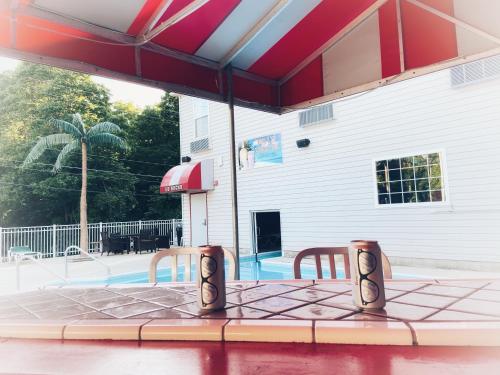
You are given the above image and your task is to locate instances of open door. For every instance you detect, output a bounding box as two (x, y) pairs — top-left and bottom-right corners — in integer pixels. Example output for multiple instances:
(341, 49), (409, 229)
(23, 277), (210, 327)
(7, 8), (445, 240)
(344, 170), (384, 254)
(252, 211), (282, 255)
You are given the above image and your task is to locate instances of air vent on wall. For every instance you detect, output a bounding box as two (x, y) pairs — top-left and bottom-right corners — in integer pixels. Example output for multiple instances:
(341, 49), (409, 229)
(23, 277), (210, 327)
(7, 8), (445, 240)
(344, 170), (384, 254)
(451, 54), (500, 87)
(190, 138), (210, 153)
(299, 103), (334, 127)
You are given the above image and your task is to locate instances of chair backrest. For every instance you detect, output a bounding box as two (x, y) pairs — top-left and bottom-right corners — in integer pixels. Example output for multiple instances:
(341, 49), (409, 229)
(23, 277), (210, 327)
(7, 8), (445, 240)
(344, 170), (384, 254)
(293, 247), (392, 280)
(149, 247), (236, 283)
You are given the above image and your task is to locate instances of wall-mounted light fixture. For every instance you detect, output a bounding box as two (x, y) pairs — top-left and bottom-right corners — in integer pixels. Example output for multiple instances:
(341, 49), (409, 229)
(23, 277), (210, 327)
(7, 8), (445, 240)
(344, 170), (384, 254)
(296, 138), (311, 148)
(181, 156), (192, 163)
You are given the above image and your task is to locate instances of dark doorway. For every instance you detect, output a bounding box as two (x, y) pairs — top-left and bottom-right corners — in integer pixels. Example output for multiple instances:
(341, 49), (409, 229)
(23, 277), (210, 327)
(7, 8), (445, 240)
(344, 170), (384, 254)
(252, 211), (282, 254)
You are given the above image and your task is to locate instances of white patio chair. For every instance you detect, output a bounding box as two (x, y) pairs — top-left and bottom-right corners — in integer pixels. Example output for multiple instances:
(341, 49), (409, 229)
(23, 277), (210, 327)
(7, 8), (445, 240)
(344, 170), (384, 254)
(149, 247), (236, 283)
(293, 247), (392, 279)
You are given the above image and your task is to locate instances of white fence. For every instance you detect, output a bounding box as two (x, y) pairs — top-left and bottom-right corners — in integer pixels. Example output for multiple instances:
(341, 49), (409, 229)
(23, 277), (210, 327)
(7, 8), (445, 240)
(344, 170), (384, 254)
(0, 219), (183, 260)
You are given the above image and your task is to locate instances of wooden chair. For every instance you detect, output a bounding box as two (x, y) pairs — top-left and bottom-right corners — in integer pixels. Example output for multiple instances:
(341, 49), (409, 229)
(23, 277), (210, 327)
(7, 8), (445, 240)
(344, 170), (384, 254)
(293, 247), (392, 280)
(149, 247), (236, 283)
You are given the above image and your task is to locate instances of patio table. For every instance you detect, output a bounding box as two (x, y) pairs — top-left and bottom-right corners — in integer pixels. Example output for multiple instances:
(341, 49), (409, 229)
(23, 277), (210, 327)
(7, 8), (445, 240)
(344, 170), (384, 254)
(1, 278), (500, 346)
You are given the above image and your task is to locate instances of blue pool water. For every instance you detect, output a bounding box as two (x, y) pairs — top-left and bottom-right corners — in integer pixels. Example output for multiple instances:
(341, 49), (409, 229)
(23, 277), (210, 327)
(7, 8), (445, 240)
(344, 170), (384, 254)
(68, 257), (413, 285)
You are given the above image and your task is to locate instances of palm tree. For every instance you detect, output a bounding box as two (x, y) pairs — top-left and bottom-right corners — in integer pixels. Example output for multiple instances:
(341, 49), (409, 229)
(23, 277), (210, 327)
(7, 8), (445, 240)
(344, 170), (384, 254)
(23, 114), (127, 253)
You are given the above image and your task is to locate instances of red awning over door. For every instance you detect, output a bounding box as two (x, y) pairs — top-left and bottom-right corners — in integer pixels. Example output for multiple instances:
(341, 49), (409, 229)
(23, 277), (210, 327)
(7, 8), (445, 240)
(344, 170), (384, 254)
(160, 159), (214, 193)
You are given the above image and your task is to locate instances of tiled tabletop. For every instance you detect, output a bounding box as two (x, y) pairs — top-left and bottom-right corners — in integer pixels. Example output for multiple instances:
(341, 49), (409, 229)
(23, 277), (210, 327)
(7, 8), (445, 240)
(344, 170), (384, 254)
(1, 279), (500, 346)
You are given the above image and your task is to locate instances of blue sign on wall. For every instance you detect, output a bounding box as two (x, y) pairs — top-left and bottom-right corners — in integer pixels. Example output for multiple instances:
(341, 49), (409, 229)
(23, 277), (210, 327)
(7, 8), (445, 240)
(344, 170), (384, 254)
(238, 133), (283, 169)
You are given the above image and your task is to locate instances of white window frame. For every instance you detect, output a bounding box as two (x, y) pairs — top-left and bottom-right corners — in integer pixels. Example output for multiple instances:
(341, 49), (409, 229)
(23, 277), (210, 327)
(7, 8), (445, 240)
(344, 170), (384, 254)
(193, 98), (210, 140)
(372, 149), (451, 208)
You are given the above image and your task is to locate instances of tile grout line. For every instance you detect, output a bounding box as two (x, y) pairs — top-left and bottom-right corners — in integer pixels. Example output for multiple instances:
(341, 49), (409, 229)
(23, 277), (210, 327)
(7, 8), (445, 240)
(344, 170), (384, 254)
(221, 319), (231, 342)
(312, 320), (316, 343)
(421, 284), (491, 321)
(138, 319), (154, 341)
(60, 321), (69, 341)
(403, 321), (419, 346)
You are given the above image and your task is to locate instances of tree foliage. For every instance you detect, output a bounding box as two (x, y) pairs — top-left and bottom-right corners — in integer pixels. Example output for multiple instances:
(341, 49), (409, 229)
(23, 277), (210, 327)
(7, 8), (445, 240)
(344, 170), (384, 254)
(0, 63), (180, 227)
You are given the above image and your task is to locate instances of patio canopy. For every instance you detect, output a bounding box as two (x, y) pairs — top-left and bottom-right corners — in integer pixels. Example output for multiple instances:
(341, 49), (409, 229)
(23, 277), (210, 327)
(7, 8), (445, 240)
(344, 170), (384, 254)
(160, 159), (214, 194)
(1, 0), (499, 113)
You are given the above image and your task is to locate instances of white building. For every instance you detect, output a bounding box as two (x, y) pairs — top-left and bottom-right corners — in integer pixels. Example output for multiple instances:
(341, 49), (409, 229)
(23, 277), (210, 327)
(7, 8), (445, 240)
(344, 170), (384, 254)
(166, 56), (500, 271)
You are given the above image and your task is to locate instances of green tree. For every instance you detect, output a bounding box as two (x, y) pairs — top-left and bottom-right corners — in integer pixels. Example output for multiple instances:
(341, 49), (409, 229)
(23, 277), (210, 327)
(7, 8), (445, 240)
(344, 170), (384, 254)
(22, 114), (127, 252)
(125, 94), (181, 219)
(0, 63), (181, 230)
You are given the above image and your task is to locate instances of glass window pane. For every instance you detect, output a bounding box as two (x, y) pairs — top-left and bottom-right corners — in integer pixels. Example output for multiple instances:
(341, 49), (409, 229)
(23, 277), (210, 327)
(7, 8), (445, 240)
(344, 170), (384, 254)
(388, 159), (400, 169)
(401, 157), (413, 168)
(376, 160), (387, 171)
(428, 153), (440, 164)
(416, 178), (429, 191)
(431, 191), (443, 202)
(377, 183), (388, 194)
(417, 191), (430, 202)
(430, 178), (442, 190)
(389, 169), (401, 181)
(376, 171), (387, 183)
(429, 164), (441, 177)
(378, 194), (390, 204)
(194, 99), (208, 118)
(390, 181), (402, 193)
(415, 166), (429, 179)
(375, 152), (444, 205)
(403, 192), (416, 203)
(402, 180), (415, 192)
(414, 154), (428, 166)
(401, 168), (414, 180)
(195, 116), (208, 138)
(390, 193), (403, 204)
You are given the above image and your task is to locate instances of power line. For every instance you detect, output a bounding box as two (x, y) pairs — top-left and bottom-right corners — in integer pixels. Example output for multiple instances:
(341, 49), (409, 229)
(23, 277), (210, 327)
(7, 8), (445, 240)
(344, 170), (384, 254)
(44, 147), (178, 168)
(0, 157), (165, 179)
(0, 163), (162, 184)
(0, 181), (166, 198)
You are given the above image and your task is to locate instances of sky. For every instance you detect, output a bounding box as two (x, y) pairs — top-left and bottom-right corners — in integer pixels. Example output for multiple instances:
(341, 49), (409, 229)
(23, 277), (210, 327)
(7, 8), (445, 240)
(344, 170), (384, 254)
(0, 56), (165, 108)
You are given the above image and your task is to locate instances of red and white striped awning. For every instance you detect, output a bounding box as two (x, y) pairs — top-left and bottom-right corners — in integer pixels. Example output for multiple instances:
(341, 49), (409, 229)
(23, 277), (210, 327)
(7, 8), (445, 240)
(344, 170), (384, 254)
(160, 159), (214, 193)
(1, 0), (499, 112)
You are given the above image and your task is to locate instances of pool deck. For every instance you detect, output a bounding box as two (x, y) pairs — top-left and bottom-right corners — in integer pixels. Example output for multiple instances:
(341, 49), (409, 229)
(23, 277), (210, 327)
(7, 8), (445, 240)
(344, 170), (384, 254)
(1, 278), (500, 346)
(1, 252), (498, 295)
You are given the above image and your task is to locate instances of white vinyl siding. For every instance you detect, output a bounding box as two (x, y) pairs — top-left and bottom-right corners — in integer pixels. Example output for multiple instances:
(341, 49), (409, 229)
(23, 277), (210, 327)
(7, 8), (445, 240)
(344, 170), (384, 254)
(179, 64), (500, 264)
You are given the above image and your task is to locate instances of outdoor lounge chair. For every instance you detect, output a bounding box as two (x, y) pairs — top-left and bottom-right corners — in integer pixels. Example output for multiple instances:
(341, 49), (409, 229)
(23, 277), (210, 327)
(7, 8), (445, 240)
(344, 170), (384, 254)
(101, 231), (129, 255)
(293, 247), (392, 279)
(8, 246), (42, 262)
(149, 247), (236, 282)
(136, 229), (158, 254)
(156, 232), (171, 250)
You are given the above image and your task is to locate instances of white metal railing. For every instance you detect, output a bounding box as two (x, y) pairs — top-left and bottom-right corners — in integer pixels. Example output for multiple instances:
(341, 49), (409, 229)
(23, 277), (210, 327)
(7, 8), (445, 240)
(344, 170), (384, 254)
(0, 218), (184, 261)
(64, 245), (112, 279)
(15, 255), (69, 291)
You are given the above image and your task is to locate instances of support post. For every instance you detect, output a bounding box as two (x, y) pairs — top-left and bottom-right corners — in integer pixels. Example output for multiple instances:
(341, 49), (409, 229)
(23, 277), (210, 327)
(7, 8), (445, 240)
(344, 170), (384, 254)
(0, 226), (3, 260)
(52, 224), (57, 258)
(226, 65), (241, 280)
(16, 257), (20, 291)
(99, 222), (103, 253)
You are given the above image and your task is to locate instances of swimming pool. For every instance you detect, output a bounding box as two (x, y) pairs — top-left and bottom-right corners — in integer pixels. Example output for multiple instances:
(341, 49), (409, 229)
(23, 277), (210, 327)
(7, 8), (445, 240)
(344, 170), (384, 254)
(68, 258), (413, 285)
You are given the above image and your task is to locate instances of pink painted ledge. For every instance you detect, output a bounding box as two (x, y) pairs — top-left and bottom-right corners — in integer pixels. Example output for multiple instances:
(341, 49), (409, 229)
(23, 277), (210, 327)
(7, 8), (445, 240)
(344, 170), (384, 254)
(2, 278), (500, 346)
(1, 318), (499, 346)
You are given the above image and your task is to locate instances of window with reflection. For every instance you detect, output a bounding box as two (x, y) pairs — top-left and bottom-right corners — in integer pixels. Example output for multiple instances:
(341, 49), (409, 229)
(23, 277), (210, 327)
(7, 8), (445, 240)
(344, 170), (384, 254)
(376, 152), (445, 205)
(193, 99), (209, 139)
